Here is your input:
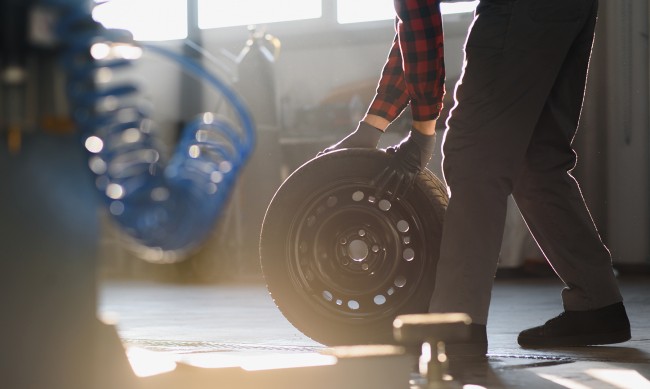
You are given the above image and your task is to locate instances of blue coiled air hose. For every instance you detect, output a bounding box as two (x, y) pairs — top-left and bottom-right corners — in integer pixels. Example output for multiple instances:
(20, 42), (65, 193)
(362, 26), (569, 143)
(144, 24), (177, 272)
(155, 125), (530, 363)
(48, 0), (255, 262)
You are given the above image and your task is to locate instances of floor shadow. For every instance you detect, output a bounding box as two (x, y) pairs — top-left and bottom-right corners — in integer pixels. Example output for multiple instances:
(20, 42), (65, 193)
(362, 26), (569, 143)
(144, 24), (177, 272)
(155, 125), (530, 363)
(440, 357), (574, 389)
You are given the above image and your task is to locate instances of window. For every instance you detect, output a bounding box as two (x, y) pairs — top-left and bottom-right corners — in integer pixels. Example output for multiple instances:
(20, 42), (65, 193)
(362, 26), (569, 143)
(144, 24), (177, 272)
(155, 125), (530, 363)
(92, 0), (188, 41)
(337, 0), (479, 24)
(441, 1), (479, 15)
(91, 1), (477, 41)
(337, 0), (394, 24)
(198, 0), (322, 29)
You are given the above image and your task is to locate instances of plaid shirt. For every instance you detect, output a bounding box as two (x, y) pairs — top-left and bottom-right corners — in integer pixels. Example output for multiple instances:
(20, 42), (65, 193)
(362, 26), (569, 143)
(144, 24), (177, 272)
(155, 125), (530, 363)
(367, 0), (445, 122)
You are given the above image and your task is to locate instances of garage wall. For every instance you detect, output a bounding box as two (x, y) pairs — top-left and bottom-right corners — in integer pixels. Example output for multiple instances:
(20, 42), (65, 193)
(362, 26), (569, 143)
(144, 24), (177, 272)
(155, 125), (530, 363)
(576, 0), (650, 265)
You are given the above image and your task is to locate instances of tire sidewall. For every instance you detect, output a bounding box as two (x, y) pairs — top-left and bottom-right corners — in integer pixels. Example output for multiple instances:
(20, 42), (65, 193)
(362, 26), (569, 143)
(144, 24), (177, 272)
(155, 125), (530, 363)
(260, 149), (446, 345)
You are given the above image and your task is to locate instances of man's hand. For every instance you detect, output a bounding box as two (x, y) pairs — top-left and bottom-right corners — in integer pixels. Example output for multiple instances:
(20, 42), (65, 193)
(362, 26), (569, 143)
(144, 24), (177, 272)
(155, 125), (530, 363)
(319, 121), (383, 155)
(374, 130), (436, 200)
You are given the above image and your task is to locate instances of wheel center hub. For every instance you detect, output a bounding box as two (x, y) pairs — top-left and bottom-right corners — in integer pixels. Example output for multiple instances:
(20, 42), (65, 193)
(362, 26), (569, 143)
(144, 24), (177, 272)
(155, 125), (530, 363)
(348, 239), (369, 262)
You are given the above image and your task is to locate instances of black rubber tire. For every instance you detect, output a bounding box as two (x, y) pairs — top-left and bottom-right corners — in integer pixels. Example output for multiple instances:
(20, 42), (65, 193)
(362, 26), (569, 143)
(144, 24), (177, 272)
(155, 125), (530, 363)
(260, 148), (448, 346)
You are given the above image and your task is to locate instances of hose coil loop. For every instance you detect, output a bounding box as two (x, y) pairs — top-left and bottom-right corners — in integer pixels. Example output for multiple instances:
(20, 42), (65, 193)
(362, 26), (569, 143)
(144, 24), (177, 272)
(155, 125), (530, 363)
(51, 2), (255, 262)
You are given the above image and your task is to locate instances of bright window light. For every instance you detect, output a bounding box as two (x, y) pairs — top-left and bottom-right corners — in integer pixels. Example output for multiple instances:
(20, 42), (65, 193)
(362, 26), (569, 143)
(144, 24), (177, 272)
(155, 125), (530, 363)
(198, 0), (322, 29)
(538, 368), (650, 389)
(586, 368), (650, 389)
(92, 0), (188, 41)
(337, 0), (394, 24)
(337, 0), (478, 24)
(537, 373), (592, 389)
(442, 1), (480, 14)
(126, 347), (177, 378)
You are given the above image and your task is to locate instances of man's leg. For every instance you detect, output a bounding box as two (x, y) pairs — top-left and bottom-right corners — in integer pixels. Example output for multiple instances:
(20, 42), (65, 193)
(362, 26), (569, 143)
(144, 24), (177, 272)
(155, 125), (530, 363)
(510, 0), (629, 348)
(430, 0), (598, 325)
(512, 0), (622, 311)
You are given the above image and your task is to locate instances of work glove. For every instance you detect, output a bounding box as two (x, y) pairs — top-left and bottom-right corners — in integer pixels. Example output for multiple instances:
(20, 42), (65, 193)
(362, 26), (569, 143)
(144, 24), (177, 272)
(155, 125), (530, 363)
(319, 121), (383, 155)
(374, 130), (436, 201)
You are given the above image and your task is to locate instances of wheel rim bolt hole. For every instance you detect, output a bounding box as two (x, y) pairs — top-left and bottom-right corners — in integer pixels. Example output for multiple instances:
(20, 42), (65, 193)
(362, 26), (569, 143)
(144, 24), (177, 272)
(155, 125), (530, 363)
(352, 191), (364, 202)
(396, 220), (410, 233)
(378, 199), (391, 211)
(394, 275), (407, 288)
(322, 292), (363, 312)
(348, 300), (360, 310)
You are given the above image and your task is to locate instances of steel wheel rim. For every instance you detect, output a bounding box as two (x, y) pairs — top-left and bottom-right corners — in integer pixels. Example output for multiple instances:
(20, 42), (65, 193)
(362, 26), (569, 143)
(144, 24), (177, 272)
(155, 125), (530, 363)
(286, 179), (430, 324)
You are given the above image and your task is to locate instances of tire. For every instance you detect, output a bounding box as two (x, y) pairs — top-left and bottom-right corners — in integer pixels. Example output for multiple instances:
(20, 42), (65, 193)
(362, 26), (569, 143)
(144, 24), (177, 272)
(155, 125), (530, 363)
(260, 148), (448, 346)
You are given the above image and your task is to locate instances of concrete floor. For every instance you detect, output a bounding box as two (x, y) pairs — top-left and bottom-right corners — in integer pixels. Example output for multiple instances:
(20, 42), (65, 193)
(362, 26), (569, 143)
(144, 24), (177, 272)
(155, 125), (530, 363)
(99, 275), (650, 388)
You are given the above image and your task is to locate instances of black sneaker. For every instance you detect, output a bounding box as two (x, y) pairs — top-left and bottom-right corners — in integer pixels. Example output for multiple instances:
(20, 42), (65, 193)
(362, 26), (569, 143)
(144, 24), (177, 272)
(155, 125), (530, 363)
(518, 302), (631, 348)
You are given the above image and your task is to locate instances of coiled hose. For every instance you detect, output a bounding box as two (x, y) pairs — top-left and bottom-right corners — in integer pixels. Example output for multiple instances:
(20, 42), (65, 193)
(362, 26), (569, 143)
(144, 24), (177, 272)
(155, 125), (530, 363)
(48, 0), (255, 262)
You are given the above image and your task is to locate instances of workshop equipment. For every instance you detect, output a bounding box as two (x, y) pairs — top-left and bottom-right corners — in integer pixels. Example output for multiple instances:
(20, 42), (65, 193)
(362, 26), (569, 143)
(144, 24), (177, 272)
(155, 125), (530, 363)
(1, 1), (256, 387)
(394, 313), (471, 388)
(50, 1), (256, 262)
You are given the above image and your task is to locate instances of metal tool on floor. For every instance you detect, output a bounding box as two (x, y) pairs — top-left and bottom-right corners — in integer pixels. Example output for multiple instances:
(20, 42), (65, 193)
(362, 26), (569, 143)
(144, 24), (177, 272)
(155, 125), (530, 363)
(394, 313), (471, 388)
(259, 148), (448, 346)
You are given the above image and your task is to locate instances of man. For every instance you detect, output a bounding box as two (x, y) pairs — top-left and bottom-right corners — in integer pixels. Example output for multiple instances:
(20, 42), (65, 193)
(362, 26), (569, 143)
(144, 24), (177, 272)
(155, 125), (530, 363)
(323, 0), (442, 181)
(327, 0), (631, 357)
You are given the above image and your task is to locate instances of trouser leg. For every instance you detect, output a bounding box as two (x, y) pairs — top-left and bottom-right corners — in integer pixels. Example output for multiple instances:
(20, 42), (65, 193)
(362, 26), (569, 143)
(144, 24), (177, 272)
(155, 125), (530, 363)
(429, 0), (603, 324)
(512, 0), (622, 311)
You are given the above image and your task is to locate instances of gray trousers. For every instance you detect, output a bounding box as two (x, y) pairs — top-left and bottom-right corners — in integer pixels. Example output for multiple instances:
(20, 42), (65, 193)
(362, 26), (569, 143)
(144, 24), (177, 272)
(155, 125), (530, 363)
(429, 0), (623, 325)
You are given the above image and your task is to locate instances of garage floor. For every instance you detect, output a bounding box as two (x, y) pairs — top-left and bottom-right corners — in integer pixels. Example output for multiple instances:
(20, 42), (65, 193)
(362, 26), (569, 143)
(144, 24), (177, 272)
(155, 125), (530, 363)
(99, 274), (650, 389)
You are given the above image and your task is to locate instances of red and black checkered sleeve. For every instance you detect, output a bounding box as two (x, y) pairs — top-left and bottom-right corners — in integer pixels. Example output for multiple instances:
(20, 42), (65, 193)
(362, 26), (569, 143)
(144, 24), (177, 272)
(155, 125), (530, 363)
(367, 0), (445, 123)
(367, 35), (411, 122)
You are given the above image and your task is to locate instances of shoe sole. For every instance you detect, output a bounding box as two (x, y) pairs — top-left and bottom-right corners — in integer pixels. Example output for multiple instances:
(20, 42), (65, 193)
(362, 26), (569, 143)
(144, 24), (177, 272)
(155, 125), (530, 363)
(518, 329), (631, 348)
